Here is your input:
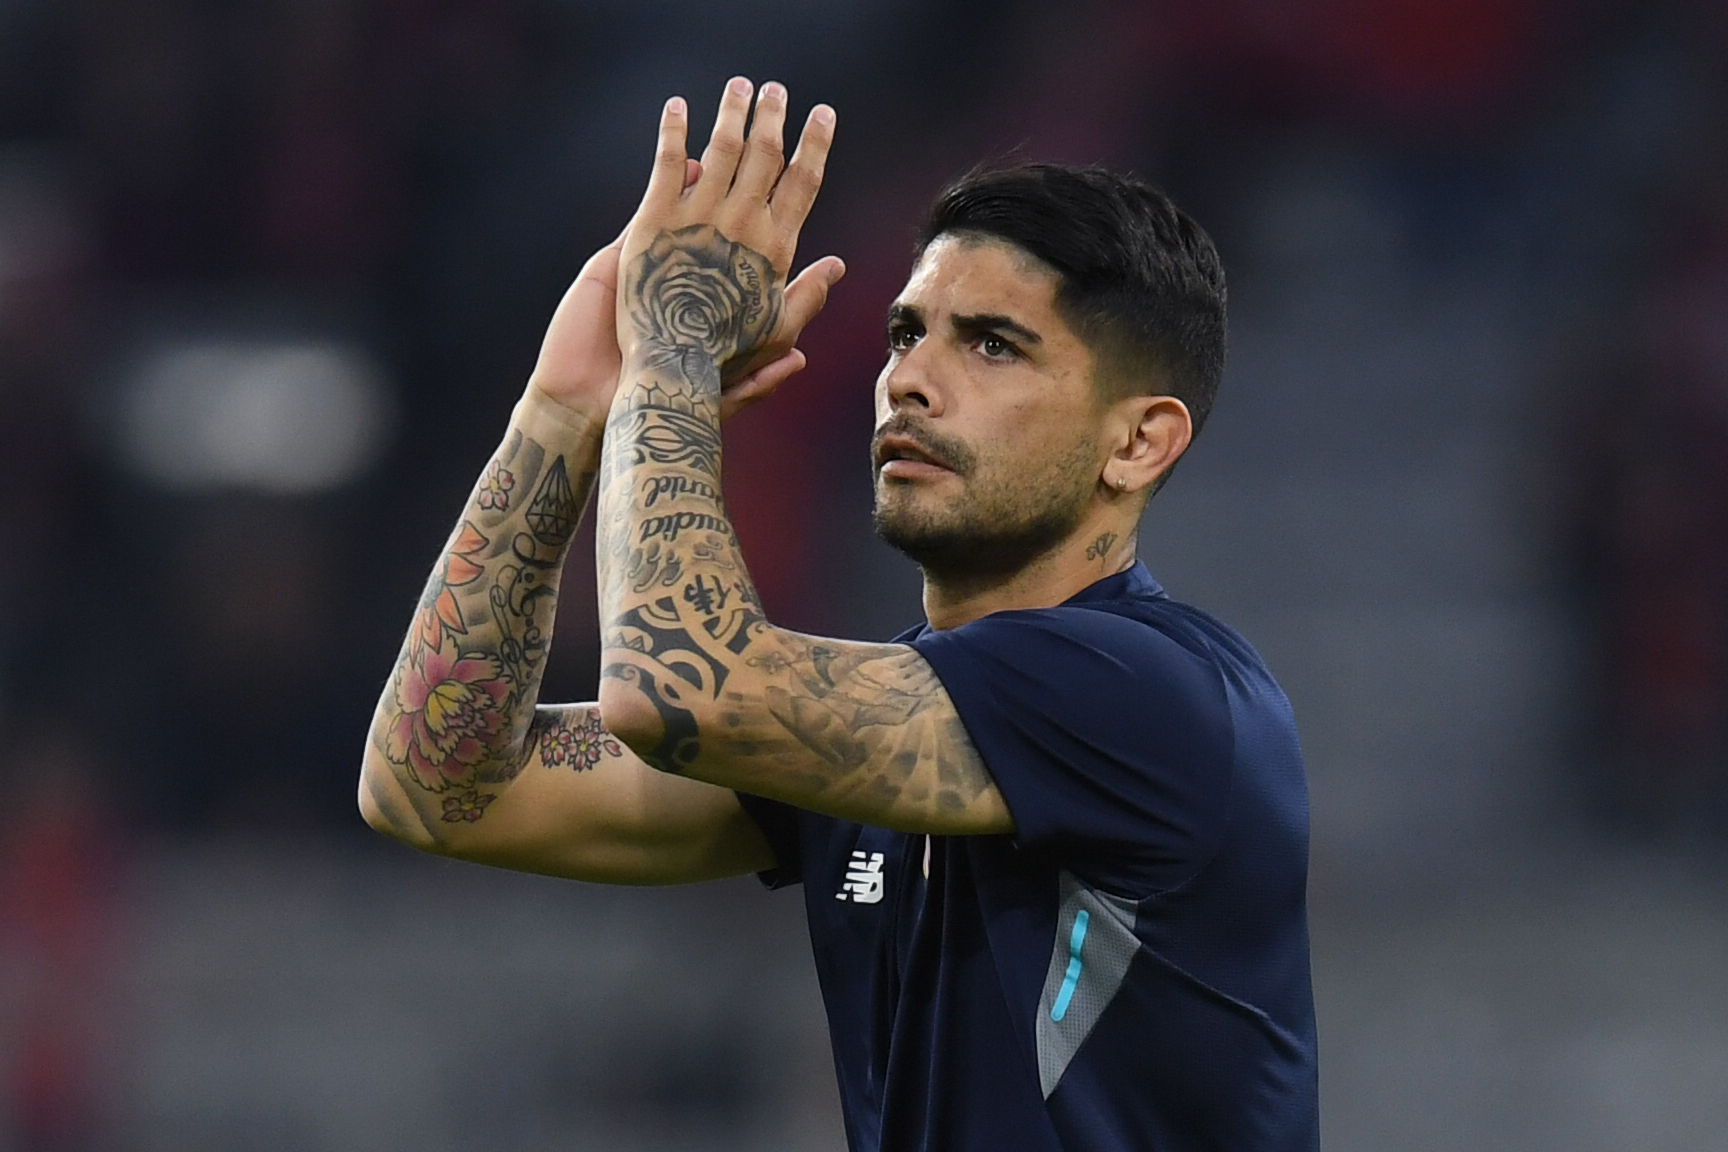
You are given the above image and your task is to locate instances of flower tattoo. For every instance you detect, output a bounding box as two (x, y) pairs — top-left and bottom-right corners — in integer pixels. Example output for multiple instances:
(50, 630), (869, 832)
(441, 789), (495, 823)
(478, 461), (516, 511)
(384, 639), (511, 792)
(627, 225), (781, 373)
(539, 712), (622, 772)
(413, 521), (490, 653)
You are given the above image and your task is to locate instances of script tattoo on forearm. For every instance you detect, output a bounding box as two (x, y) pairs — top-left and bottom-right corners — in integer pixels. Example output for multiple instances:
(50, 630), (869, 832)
(597, 227), (996, 823)
(643, 475), (719, 507)
(371, 427), (596, 832)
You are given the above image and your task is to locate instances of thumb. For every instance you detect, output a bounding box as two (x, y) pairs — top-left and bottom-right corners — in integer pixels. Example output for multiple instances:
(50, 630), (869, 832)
(780, 256), (846, 340)
(571, 236), (625, 297)
(719, 348), (806, 421)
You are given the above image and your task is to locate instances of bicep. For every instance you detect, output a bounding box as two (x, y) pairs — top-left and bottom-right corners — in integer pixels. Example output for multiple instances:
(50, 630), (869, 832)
(695, 634), (1013, 835)
(365, 704), (775, 884)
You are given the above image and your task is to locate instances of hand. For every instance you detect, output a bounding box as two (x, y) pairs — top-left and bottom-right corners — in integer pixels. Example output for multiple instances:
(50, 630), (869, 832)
(527, 160), (819, 426)
(618, 77), (843, 388)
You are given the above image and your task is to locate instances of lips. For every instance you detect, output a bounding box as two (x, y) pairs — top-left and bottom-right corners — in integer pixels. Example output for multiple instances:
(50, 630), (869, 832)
(874, 434), (951, 472)
(872, 417), (974, 482)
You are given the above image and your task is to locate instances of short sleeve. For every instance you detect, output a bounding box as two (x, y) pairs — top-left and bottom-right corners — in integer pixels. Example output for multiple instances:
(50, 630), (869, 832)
(910, 605), (1234, 896)
(733, 791), (806, 890)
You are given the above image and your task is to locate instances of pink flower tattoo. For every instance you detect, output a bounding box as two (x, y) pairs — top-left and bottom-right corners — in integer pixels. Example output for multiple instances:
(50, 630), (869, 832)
(441, 789), (495, 823)
(539, 712), (621, 772)
(478, 461), (516, 511)
(384, 640), (511, 792)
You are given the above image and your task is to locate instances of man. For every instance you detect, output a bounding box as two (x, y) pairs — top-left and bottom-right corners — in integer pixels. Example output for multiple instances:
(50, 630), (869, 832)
(361, 77), (1318, 1150)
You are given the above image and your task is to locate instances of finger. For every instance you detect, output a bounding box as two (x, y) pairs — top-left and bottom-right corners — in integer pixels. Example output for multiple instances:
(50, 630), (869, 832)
(749, 347), (807, 393)
(639, 96), (690, 216)
(684, 158), (702, 190)
(771, 104), (835, 229)
(777, 255), (846, 341)
(574, 238), (624, 295)
(731, 80), (788, 204)
(694, 76), (753, 210)
(719, 349), (805, 421)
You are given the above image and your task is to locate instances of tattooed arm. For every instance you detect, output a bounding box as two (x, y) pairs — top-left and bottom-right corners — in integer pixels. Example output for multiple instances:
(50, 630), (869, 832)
(596, 80), (1012, 835)
(360, 199), (832, 882)
(358, 388), (774, 881)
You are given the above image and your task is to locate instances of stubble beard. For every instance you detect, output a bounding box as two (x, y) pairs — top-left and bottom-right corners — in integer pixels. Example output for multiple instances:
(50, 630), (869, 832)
(871, 442), (1096, 585)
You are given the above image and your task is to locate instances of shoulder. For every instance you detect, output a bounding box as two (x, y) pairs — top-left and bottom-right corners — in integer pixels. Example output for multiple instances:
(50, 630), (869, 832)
(907, 595), (1240, 875)
(909, 594), (1235, 717)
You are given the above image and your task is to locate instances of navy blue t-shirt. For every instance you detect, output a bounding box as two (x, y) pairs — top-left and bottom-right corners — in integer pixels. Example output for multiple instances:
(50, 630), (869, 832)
(738, 564), (1318, 1151)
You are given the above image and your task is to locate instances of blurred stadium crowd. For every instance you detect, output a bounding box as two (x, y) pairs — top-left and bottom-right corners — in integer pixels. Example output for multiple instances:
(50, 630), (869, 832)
(1, 1), (1725, 1148)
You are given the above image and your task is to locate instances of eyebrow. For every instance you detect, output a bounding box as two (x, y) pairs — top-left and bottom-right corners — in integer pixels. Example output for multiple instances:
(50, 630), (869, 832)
(953, 312), (1043, 347)
(886, 304), (1045, 347)
(887, 303), (921, 328)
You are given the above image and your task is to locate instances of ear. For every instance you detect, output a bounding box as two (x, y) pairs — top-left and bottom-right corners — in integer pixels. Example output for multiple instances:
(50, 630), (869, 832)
(1100, 395), (1192, 496)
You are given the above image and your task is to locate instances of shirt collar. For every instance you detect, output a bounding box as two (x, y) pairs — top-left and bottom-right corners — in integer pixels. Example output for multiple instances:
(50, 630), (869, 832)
(898, 562), (1167, 641)
(1064, 559), (1164, 605)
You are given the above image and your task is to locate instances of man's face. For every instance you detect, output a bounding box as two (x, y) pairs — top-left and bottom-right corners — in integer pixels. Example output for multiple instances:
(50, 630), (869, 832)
(871, 234), (1107, 579)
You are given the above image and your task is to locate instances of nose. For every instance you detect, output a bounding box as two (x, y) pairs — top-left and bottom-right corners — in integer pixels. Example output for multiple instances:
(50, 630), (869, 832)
(879, 340), (944, 418)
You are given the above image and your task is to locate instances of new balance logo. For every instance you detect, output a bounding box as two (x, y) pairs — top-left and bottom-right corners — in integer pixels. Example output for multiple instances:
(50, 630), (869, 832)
(836, 851), (885, 904)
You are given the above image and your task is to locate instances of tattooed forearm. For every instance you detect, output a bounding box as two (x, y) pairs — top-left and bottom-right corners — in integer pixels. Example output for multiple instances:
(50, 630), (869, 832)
(369, 419), (599, 835)
(605, 404), (725, 478)
(600, 224), (776, 767)
(597, 226), (1006, 832)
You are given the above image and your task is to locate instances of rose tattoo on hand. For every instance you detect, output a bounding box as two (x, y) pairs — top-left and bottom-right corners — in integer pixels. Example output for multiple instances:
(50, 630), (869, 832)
(625, 225), (783, 389)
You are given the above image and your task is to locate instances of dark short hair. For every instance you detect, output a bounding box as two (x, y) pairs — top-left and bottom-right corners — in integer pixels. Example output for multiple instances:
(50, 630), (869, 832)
(916, 164), (1227, 456)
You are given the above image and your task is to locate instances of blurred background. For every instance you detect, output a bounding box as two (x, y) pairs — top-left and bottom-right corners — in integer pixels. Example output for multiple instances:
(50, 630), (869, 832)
(1, 0), (1726, 1148)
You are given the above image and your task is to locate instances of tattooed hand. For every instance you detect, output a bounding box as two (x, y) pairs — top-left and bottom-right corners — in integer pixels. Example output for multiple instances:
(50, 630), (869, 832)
(617, 78), (844, 396)
(526, 221), (823, 430)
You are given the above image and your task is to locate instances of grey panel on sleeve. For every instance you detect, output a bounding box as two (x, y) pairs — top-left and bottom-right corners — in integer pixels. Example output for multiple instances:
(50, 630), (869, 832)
(1035, 870), (1141, 1097)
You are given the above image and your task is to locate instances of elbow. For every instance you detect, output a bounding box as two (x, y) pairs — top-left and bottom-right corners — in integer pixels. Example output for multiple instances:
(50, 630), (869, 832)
(357, 751), (439, 852)
(598, 665), (703, 776)
(357, 771), (392, 836)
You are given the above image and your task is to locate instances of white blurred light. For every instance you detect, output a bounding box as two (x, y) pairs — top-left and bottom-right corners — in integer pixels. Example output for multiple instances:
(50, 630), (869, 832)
(120, 339), (392, 494)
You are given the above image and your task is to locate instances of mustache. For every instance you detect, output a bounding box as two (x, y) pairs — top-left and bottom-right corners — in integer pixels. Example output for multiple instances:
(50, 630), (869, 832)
(870, 414), (976, 474)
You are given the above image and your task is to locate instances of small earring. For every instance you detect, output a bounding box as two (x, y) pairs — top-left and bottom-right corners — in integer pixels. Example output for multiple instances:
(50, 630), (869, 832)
(1115, 476), (1127, 490)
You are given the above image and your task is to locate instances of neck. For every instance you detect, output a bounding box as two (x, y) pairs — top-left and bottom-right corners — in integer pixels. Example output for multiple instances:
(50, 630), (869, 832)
(920, 523), (1138, 630)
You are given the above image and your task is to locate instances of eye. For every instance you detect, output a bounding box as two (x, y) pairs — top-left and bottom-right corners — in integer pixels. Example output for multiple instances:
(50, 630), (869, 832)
(976, 333), (1019, 360)
(887, 321), (922, 352)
